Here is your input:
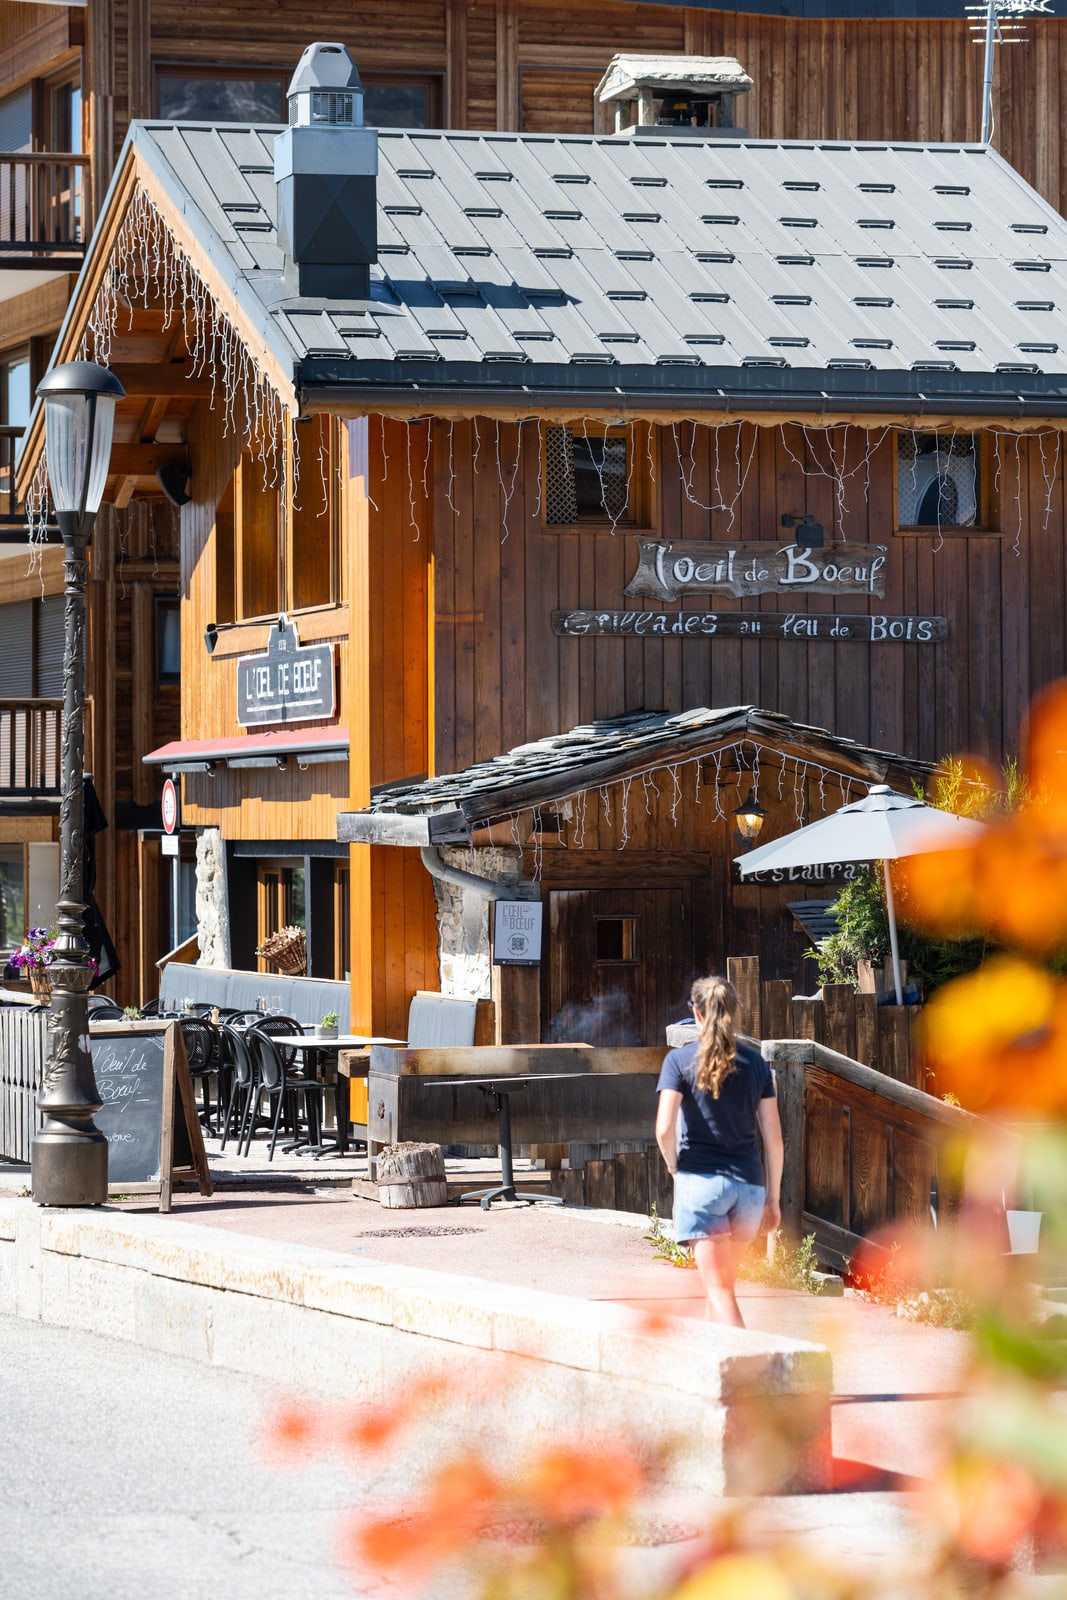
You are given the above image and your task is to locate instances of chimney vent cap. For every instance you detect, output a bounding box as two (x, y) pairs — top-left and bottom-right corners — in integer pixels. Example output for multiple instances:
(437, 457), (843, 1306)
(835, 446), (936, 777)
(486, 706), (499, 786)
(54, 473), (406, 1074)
(286, 42), (364, 127)
(595, 53), (753, 105)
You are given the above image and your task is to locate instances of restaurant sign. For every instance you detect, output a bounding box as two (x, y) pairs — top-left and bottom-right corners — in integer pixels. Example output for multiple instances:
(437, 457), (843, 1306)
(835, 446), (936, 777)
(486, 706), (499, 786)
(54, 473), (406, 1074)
(731, 862), (870, 885)
(625, 538), (888, 602)
(553, 610), (947, 642)
(236, 616), (335, 727)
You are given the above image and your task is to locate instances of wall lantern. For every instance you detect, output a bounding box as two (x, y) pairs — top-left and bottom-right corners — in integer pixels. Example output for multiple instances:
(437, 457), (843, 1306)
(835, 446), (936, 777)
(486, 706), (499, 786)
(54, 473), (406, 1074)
(732, 791), (767, 847)
(780, 512), (824, 549)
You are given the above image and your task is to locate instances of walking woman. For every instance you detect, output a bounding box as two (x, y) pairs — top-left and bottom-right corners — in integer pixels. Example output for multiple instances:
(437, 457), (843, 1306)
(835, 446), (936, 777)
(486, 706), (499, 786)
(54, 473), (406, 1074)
(655, 976), (783, 1327)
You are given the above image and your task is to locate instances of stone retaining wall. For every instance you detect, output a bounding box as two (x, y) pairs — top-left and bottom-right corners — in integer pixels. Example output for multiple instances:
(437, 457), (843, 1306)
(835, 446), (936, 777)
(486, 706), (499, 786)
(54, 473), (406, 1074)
(0, 1199), (832, 1496)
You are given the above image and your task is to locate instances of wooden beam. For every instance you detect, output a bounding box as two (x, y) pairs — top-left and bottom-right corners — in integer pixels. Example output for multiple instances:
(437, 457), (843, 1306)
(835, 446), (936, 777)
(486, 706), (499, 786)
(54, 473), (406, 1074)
(106, 443), (187, 476)
(110, 364), (212, 397)
(137, 395), (171, 442)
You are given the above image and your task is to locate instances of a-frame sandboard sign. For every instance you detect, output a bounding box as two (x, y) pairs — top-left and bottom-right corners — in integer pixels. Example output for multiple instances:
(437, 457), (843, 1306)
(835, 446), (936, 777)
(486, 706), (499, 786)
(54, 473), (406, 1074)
(89, 1020), (213, 1212)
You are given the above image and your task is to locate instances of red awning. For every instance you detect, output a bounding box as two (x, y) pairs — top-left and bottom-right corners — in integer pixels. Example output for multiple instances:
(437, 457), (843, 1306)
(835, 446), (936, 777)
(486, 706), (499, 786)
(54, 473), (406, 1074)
(143, 727), (348, 773)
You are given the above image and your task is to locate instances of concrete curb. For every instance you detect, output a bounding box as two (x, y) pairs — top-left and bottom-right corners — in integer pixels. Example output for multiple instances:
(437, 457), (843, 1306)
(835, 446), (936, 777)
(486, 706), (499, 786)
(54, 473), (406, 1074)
(0, 1197), (833, 1495)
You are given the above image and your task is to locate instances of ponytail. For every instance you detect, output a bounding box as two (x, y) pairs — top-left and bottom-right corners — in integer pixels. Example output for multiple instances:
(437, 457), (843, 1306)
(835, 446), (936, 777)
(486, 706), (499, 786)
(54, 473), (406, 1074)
(690, 975), (739, 1098)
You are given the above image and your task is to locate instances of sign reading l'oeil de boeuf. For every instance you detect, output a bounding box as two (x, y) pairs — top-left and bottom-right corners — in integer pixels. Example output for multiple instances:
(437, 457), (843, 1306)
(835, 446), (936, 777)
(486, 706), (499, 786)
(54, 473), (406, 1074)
(236, 617), (335, 727)
(625, 538), (888, 602)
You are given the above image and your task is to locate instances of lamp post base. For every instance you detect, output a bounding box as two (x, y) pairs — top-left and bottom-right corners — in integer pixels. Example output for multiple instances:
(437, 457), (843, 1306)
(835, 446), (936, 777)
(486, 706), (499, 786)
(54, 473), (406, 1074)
(31, 1129), (108, 1207)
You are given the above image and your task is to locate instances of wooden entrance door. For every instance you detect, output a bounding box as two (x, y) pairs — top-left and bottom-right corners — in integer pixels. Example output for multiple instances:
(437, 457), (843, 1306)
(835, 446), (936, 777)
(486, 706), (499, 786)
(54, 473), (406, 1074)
(545, 886), (692, 1047)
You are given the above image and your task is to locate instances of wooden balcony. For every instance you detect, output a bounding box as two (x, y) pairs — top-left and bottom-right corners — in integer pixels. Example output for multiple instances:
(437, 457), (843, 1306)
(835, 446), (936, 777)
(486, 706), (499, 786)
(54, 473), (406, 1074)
(0, 701), (62, 799)
(0, 152), (90, 268)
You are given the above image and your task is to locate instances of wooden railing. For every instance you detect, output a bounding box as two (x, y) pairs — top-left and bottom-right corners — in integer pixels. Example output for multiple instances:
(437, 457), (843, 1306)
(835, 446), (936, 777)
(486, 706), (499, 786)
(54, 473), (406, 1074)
(0, 700), (63, 797)
(0, 152), (90, 260)
(0, 1008), (46, 1162)
(768, 1037), (990, 1270)
(727, 954), (922, 1088)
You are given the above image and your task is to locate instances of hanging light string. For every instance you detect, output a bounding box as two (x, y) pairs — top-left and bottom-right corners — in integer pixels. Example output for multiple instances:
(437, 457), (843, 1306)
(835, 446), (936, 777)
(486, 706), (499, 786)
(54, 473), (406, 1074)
(494, 742), (870, 880)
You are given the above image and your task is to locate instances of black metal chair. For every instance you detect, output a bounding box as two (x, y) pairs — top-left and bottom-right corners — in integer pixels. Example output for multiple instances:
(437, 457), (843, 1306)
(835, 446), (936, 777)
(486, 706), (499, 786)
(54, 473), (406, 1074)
(241, 1020), (322, 1160)
(139, 998), (163, 1017)
(218, 1024), (256, 1154)
(178, 1016), (223, 1135)
(87, 995), (124, 1019)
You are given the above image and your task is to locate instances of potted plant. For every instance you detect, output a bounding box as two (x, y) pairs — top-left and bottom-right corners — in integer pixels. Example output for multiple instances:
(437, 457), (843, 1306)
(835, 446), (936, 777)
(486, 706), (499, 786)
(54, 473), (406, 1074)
(7, 927), (98, 1001)
(317, 1009), (340, 1040)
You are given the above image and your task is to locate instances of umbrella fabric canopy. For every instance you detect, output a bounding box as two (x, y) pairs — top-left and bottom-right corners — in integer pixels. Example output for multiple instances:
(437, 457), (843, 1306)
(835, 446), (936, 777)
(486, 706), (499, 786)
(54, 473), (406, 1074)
(735, 785), (985, 1004)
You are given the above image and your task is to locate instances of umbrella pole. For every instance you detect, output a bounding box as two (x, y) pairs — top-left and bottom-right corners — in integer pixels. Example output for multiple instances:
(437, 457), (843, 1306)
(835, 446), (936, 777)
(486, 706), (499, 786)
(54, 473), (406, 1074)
(882, 858), (905, 1006)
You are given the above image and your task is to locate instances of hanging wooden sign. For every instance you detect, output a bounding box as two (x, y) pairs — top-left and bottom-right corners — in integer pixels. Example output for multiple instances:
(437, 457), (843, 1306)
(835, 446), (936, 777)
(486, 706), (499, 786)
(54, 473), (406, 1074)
(731, 862), (870, 885)
(625, 538), (888, 601)
(237, 615), (336, 727)
(553, 610), (947, 642)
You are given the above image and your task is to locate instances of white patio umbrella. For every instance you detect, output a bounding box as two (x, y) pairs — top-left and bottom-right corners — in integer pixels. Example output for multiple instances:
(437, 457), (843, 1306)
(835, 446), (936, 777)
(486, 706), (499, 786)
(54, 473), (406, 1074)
(735, 784), (985, 1005)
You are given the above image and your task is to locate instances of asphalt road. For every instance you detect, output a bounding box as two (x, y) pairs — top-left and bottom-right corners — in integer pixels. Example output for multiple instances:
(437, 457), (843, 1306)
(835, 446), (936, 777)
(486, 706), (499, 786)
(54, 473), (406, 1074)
(0, 1315), (372, 1600)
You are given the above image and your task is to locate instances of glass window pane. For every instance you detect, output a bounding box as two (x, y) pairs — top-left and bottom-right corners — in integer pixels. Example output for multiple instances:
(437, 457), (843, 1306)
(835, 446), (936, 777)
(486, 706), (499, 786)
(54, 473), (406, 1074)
(158, 76), (283, 123)
(362, 83), (430, 129)
(2, 356), (30, 429)
(0, 845), (25, 951)
(157, 598), (181, 682)
(898, 433), (979, 528)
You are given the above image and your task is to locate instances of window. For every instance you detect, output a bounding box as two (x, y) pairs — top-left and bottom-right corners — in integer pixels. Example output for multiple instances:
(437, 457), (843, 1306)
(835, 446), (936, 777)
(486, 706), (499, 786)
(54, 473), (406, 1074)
(595, 916), (638, 963)
(361, 73), (442, 129)
(155, 67), (286, 123)
(0, 596), (64, 695)
(0, 845), (25, 952)
(290, 416), (337, 610)
(156, 596), (181, 683)
(897, 432), (985, 530)
(0, 350), (30, 429)
(544, 427), (633, 525)
(256, 861), (306, 972)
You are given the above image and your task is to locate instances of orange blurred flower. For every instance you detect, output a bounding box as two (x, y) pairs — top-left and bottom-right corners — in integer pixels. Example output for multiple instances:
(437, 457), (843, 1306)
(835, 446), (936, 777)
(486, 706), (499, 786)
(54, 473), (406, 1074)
(918, 955), (1067, 1113)
(347, 1453), (503, 1576)
(339, 1373), (450, 1457)
(261, 1402), (318, 1462)
(524, 1441), (644, 1525)
(669, 1552), (795, 1600)
(935, 1455), (1044, 1565)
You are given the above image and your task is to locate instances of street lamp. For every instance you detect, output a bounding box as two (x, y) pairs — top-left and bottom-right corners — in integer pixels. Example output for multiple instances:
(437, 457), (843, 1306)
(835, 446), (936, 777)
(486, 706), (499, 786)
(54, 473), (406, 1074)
(732, 791), (767, 850)
(31, 360), (124, 1208)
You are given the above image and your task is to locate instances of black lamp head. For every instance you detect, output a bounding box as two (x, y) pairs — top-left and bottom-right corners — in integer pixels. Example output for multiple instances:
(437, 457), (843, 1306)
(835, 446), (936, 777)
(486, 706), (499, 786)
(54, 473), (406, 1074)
(781, 512), (824, 549)
(156, 458), (192, 507)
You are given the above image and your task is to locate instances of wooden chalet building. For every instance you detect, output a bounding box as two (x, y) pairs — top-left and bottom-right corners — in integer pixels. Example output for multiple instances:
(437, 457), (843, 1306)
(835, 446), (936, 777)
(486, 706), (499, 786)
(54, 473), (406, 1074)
(4, 0), (1067, 1006)
(16, 39), (1067, 1043)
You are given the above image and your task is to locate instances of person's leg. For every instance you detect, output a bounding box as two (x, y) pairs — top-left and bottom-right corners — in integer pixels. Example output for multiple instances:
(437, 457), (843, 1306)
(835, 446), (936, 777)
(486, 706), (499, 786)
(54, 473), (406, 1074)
(692, 1233), (747, 1327)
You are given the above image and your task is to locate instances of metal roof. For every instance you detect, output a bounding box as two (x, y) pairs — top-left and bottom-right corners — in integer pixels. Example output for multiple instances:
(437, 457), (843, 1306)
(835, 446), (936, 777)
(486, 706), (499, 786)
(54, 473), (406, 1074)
(122, 120), (1067, 416)
(335, 706), (936, 846)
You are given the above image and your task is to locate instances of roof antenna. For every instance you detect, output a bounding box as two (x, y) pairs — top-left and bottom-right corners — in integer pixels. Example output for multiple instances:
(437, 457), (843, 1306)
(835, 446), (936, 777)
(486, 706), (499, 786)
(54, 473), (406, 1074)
(966, 0), (1054, 145)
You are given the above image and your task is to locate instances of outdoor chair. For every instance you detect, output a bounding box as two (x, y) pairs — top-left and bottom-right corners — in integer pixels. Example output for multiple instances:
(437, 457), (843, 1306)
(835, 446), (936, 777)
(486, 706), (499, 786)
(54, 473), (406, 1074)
(178, 1016), (223, 1135)
(241, 1021), (323, 1161)
(87, 996), (124, 1019)
(218, 1024), (256, 1155)
(139, 997), (162, 1016)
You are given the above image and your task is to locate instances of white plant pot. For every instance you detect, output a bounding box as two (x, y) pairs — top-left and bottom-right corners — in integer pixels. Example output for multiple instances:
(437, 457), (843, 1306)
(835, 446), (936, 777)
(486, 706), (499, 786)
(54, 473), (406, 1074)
(316, 1024), (338, 1040)
(1006, 1209), (1042, 1255)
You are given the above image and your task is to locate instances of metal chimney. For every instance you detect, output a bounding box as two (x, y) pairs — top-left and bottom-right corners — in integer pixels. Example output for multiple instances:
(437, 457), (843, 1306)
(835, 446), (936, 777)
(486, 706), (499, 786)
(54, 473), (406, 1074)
(273, 42), (378, 298)
(596, 54), (752, 137)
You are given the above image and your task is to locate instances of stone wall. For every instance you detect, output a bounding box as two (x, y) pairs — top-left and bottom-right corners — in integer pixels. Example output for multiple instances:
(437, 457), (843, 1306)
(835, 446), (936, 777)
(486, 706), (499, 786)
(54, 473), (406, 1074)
(432, 846), (537, 999)
(194, 828), (230, 969)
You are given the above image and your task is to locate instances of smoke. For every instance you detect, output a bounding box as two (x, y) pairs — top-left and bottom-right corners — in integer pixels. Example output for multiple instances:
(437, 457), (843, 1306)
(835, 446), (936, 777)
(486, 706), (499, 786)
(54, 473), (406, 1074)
(548, 990), (641, 1046)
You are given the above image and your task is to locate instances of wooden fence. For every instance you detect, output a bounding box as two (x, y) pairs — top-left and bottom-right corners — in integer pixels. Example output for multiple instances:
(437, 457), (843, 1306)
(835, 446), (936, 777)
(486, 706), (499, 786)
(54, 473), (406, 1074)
(725, 955), (924, 1090)
(0, 1008), (46, 1163)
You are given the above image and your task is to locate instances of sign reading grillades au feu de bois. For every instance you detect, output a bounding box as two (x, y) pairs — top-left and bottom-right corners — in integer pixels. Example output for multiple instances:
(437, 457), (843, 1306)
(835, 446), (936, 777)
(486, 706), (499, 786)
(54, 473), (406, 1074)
(236, 616), (336, 727)
(625, 537), (888, 602)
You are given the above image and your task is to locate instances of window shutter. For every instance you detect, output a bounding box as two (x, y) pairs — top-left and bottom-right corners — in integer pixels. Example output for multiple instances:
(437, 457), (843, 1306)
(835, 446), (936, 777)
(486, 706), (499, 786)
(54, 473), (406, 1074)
(0, 602), (33, 697)
(35, 597), (65, 696)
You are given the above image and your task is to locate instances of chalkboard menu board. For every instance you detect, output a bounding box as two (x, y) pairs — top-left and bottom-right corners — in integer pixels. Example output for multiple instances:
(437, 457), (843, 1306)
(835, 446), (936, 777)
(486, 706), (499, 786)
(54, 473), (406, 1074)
(89, 1022), (212, 1211)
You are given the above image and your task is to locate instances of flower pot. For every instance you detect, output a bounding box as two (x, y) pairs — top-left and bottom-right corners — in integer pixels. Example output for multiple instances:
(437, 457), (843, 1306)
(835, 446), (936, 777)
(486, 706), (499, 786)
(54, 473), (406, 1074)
(28, 968), (51, 1002)
(316, 1024), (339, 1040)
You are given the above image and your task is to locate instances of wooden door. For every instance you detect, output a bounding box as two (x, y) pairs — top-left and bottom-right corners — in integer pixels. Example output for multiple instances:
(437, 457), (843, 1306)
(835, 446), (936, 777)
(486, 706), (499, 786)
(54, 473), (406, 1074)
(545, 886), (691, 1047)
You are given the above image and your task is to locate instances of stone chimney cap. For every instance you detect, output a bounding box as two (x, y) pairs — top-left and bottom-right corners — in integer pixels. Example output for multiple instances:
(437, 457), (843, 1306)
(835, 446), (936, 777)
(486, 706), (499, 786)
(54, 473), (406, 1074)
(287, 41), (364, 99)
(595, 53), (753, 104)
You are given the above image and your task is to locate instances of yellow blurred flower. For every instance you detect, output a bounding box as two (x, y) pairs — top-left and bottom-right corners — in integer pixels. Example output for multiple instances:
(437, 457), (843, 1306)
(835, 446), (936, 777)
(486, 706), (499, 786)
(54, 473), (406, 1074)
(919, 955), (1067, 1112)
(670, 1553), (795, 1600)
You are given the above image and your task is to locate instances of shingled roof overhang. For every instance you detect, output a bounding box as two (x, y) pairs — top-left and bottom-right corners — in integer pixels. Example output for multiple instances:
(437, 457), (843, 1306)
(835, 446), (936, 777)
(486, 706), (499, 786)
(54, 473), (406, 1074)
(299, 358), (1067, 421)
(336, 706), (937, 847)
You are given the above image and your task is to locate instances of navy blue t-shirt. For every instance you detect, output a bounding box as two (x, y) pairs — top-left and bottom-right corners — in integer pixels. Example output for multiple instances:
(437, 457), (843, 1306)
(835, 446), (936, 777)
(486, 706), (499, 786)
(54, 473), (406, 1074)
(656, 1039), (775, 1185)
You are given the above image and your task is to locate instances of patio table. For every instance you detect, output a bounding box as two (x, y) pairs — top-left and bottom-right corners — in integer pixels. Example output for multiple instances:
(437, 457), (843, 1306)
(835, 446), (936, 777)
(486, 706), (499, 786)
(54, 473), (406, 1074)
(269, 1033), (404, 1156)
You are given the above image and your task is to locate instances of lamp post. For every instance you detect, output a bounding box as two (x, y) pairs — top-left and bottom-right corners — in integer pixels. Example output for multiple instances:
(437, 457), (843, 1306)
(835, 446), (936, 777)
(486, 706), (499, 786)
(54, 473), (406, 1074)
(31, 360), (124, 1208)
(732, 791), (767, 851)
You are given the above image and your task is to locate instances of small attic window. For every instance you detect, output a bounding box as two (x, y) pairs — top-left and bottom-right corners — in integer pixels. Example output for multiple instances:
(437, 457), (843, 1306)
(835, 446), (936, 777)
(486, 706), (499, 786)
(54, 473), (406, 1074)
(543, 427), (632, 526)
(898, 433), (983, 530)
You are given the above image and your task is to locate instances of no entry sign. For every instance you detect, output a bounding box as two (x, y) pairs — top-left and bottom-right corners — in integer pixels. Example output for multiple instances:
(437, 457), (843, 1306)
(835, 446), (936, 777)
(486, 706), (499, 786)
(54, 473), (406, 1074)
(161, 777), (179, 835)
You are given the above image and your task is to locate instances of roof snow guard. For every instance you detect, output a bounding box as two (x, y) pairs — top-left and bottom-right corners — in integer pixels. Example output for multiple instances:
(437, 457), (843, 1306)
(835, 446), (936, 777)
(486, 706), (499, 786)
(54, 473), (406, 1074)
(335, 706), (935, 847)
(109, 122), (1067, 419)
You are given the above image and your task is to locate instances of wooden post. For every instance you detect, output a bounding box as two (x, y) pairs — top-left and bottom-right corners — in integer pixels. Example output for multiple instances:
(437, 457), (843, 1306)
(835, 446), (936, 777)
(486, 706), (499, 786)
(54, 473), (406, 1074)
(760, 978), (794, 1041)
(767, 1046), (807, 1241)
(791, 996), (826, 1044)
(727, 955), (762, 1038)
(491, 961), (541, 1043)
(821, 984), (857, 1060)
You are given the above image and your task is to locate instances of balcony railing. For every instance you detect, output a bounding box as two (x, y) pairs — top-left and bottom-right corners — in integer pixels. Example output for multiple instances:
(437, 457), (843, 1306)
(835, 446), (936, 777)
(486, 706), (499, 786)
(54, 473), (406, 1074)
(0, 153), (90, 266)
(0, 701), (62, 798)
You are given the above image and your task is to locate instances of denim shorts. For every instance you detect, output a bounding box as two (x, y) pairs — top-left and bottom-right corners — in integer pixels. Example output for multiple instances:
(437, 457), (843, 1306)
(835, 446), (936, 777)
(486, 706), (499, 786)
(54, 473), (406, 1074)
(672, 1171), (766, 1245)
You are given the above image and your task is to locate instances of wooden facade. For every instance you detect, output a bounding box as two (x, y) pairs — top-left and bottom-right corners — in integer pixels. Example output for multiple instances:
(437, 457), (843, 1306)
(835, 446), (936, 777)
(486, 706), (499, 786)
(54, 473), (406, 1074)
(8, 0), (1067, 1018)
